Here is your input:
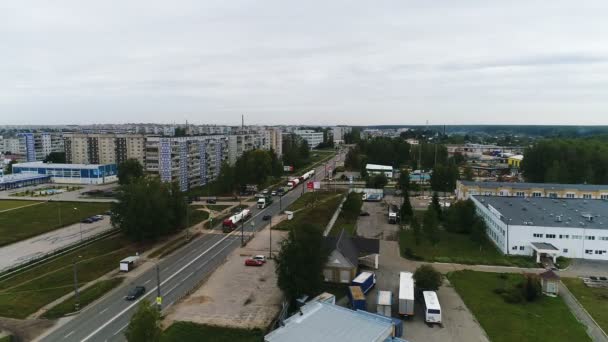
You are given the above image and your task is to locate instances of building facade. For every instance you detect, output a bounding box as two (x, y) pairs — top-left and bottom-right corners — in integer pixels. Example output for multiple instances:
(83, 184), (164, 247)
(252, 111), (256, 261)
(227, 133), (265, 165)
(63, 133), (145, 166)
(12, 161), (117, 184)
(264, 128), (283, 157)
(16, 133), (64, 162)
(456, 180), (608, 201)
(331, 126), (351, 144)
(294, 130), (323, 149)
(472, 195), (608, 261)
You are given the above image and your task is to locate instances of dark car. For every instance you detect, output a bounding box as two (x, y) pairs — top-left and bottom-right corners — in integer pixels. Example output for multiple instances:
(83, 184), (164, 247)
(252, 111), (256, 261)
(90, 216), (102, 222)
(81, 218), (94, 223)
(262, 214), (271, 221)
(126, 286), (146, 300)
(359, 211), (370, 216)
(206, 198), (217, 204)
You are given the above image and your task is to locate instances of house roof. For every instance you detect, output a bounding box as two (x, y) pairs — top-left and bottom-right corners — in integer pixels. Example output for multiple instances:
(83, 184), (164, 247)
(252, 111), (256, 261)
(366, 164), (393, 171)
(324, 230), (379, 267)
(460, 180), (608, 191)
(539, 270), (560, 280)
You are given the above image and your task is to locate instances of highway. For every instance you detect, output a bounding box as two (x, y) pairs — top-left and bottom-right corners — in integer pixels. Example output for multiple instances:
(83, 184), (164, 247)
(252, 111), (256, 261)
(40, 151), (344, 342)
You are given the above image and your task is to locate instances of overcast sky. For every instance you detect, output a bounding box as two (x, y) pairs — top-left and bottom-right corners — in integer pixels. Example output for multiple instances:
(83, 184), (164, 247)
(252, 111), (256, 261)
(1, 1), (608, 126)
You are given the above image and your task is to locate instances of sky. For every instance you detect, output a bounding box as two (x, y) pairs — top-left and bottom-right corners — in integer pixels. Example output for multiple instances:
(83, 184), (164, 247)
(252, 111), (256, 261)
(1, 0), (608, 126)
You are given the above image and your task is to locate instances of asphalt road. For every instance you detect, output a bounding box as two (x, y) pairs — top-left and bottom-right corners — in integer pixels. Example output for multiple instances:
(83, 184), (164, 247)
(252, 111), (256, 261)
(40, 151), (344, 342)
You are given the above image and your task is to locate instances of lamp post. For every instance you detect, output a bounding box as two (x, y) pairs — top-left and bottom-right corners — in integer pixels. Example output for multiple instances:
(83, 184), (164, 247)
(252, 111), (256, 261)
(269, 216), (273, 259)
(74, 207), (82, 242)
(72, 255), (82, 311)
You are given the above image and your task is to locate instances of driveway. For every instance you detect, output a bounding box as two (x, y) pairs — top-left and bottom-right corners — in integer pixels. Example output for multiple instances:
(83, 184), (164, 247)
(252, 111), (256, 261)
(357, 199), (399, 241)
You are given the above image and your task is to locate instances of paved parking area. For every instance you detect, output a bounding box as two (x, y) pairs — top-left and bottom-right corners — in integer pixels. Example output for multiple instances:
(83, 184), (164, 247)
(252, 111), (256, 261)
(566, 259), (608, 277)
(357, 198), (399, 241)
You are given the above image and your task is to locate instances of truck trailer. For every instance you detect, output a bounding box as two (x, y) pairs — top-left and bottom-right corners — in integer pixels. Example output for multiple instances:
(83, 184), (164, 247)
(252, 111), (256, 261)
(257, 195), (273, 209)
(398, 272), (415, 316)
(388, 204), (399, 224)
(348, 286), (366, 311)
(222, 209), (250, 233)
(377, 290), (392, 317)
(351, 271), (376, 294)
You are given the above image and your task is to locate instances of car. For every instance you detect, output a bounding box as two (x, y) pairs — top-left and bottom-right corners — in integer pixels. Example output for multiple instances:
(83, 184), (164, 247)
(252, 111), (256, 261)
(90, 216), (102, 222)
(81, 218), (94, 223)
(93, 214), (104, 220)
(126, 286), (146, 300)
(104, 210), (113, 216)
(252, 255), (267, 263)
(262, 214), (271, 221)
(359, 211), (370, 216)
(245, 258), (264, 266)
(206, 198), (217, 204)
(271, 191), (277, 196)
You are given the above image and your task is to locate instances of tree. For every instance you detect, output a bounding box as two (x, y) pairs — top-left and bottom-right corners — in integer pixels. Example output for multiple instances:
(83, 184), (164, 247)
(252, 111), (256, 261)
(444, 199), (477, 234)
(413, 265), (442, 291)
(398, 169), (410, 191)
(117, 159), (144, 185)
(299, 140), (310, 159)
(430, 192), (442, 220)
(463, 166), (474, 181)
(366, 174), (388, 189)
(423, 209), (440, 246)
(125, 300), (161, 342)
(216, 162), (236, 194)
(470, 216), (488, 243)
(400, 192), (413, 224)
(411, 216), (422, 245)
(4, 160), (17, 174)
(522, 274), (542, 302)
(275, 224), (329, 305)
(44, 152), (66, 163)
(174, 127), (187, 137)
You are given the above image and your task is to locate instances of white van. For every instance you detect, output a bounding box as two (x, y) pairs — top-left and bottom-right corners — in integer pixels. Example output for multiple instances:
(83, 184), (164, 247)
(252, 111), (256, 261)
(423, 291), (442, 324)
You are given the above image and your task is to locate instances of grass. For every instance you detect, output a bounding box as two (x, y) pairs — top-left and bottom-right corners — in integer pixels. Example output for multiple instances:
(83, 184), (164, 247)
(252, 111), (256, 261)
(0, 201), (112, 247)
(0, 235), (142, 318)
(204, 204), (232, 212)
(274, 193), (344, 231)
(562, 277), (608, 333)
(0, 200), (42, 211)
(161, 322), (264, 342)
(188, 206), (209, 225)
(329, 192), (363, 236)
(0, 335), (13, 342)
(286, 192), (339, 211)
(42, 277), (124, 319)
(449, 270), (590, 342)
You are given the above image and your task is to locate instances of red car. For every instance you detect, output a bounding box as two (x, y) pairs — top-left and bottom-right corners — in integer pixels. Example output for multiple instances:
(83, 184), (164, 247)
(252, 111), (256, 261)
(245, 258), (264, 267)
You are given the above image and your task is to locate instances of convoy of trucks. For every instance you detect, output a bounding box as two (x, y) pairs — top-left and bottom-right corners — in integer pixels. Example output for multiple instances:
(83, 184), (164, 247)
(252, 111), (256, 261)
(222, 209), (251, 233)
(286, 169), (315, 189)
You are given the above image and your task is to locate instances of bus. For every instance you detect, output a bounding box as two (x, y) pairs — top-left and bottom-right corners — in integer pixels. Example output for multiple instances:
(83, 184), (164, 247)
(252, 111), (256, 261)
(422, 291), (442, 324)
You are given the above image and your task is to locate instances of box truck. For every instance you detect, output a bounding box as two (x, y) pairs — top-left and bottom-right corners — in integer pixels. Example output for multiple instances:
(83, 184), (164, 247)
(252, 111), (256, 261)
(351, 272), (376, 294)
(398, 272), (415, 316)
(377, 290), (392, 317)
(348, 286), (366, 311)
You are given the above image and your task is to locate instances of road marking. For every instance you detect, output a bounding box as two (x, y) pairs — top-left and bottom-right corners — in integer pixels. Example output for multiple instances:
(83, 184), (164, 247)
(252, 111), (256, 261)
(113, 323), (128, 336)
(64, 331), (74, 339)
(183, 271), (194, 282)
(99, 308), (108, 315)
(165, 283), (179, 295)
(143, 279), (151, 285)
(81, 231), (237, 341)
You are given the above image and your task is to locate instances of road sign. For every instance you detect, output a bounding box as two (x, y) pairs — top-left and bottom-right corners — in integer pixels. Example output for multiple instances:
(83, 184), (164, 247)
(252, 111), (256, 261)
(156, 296), (162, 305)
(313, 181), (321, 189)
(307, 181), (314, 190)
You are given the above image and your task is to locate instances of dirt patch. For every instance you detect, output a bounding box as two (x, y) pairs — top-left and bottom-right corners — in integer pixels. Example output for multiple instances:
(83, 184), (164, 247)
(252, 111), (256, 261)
(0, 317), (54, 341)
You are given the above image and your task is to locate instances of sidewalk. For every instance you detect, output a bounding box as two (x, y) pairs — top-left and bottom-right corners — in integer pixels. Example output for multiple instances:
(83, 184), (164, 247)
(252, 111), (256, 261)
(559, 282), (608, 342)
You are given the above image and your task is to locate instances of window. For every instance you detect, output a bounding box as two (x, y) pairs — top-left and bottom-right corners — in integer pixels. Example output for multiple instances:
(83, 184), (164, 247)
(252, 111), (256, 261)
(566, 193), (575, 198)
(595, 250), (607, 255)
(601, 194), (608, 200)
(519, 246), (525, 251)
(583, 194), (592, 199)
(585, 250), (593, 254)
(516, 192), (525, 197)
(586, 236), (596, 241)
(559, 235), (569, 239)
(549, 193), (558, 198)
(533, 233), (543, 238)
(563, 248), (569, 253)
(512, 246), (518, 250)
(572, 235), (583, 240)
(546, 234), (556, 239)
(599, 237), (608, 241)
(532, 192), (542, 197)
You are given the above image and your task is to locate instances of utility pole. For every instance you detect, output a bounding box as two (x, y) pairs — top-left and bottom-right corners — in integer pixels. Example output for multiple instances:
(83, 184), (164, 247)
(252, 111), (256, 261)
(73, 259), (81, 311)
(156, 263), (162, 311)
(269, 216), (272, 259)
(185, 196), (190, 240)
(240, 196), (244, 246)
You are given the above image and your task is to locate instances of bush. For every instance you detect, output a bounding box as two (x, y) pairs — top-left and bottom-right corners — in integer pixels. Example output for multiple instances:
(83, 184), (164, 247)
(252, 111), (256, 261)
(522, 275), (542, 302)
(493, 288), (507, 295)
(413, 265), (442, 291)
(502, 288), (524, 304)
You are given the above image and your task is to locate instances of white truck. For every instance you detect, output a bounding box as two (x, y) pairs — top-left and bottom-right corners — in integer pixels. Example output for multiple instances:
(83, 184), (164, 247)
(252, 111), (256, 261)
(257, 195), (273, 209)
(388, 204), (399, 224)
(119, 256), (141, 272)
(377, 290), (392, 317)
(398, 272), (415, 316)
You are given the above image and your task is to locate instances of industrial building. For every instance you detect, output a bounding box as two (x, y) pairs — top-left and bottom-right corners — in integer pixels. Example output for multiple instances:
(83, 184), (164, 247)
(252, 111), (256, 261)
(0, 173), (51, 191)
(456, 180), (608, 200)
(471, 195), (608, 261)
(16, 132), (64, 162)
(366, 164), (394, 179)
(12, 162), (117, 184)
(293, 130), (324, 149)
(63, 132), (146, 166)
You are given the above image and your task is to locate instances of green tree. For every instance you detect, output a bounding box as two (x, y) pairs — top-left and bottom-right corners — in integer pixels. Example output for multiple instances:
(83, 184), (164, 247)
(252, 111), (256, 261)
(470, 216), (488, 243)
(522, 274), (542, 302)
(366, 174), (388, 189)
(430, 192), (442, 220)
(411, 216), (422, 245)
(43, 152), (66, 163)
(4, 160), (17, 174)
(344, 147), (361, 171)
(275, 224), (329, 305)
(423, 209), (440, 246)
(216, 162), (236, 194)
(173, 127), (187, 137)
(413, 265), (442, 291)
(400, 192), (413, 224)
(398, 169), (410, 191)
(117, 159), (144, 185)
(444, 199), (477, 234)
(463, 166), (474, 181)
(125, 300), (161, 342)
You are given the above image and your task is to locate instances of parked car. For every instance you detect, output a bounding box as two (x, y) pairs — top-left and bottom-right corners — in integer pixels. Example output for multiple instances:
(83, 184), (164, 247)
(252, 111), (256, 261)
(126, 286), (146, 300)
(206, 197), (217, 204)
(90, 216), (102, 222)
(252, 255), (267, 263)
(81, 218), (94, 223)
(262, 214), (271, 221)
(271, 191), (277, 196)
(93, 214), (104, 220)
(359, 211), (370, 216)
(245, 258), (264, 267)
(104, 210), (113, 216)
(262, 189), (269, 195)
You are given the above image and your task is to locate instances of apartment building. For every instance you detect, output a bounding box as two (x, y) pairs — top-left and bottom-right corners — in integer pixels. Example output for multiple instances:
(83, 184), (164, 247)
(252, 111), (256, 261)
(227, 133), (266, 165)
(264, 128), (283, 157)
(472, 195), (608, 261)
(294, 130), (323, 149)
(456, 180), (608, 201)
(145, 136), (228, 191)
(16, 132), (64, 162)
(331, 126), (351, 144)
(63, 133), (145, 165)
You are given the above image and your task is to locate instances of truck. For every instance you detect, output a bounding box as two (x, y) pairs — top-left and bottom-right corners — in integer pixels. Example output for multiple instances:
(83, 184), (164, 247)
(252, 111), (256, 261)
(287, 178), (300, 189)
(257, 195), (273, 209)
(388, 204), (399, 224)
(119, 256), (141, 272)
(351, 271), (376, 294)
(377, 290), (392, 317)
(348, 286), (366, 311)
(222, 209), (251, 233)
(398, 272), (415, 316)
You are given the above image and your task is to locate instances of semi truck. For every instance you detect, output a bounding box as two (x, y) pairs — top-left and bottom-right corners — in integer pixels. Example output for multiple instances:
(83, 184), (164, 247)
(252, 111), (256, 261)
(398, 272), (415, 316)
(351, 271), (376, 294)
(348, 286), (366, 311)
(287, 177), (300, 189)
(222, 209), (251, 233)
(257, 195), (273, 209)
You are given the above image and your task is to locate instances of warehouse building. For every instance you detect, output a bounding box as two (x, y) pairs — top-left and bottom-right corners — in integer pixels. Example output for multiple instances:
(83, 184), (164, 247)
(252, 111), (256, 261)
(12, 162), (117, 184)
(456, 180), (608, 201)
(471, 195), (608, 261)
(0, 173), (51, 191)
(366, 164), (394, 179)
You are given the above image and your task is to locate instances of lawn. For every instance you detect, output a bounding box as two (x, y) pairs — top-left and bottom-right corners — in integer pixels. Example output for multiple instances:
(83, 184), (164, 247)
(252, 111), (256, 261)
(0, 235), (141, 318)
(161, 322), (264, 342)
(329, 192), (363, 236)
(0, 200), (42, 211)
(286, 192), (340, 212)
(449, 270), (590, 342)
(562, 277), (608, 333)
(204, 204), (232, 212)
(399, 227), (537, 268)
(0, 201), (112, 247)
(42, 277), (124, 319)
(274, 193), (344, 231)
(188, 206), (209, 225)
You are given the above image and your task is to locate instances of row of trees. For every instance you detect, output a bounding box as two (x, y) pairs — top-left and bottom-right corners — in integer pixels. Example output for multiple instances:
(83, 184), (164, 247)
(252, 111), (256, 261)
(522, 139), (608, 184)
(429, 163), (459, 193)
(282, 134), (311, 169)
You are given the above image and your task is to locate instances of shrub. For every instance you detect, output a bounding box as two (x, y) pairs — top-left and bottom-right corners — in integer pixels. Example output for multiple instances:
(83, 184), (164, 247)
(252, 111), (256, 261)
(522, 274), (542, 302)
(493, 288), (507, 295)
(502, 288), (524, 303)
(413, 265), (442, 291)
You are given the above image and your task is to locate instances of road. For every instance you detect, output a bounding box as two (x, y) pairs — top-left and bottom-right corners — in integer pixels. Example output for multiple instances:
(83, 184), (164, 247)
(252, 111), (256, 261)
(39, 151), (345, 342)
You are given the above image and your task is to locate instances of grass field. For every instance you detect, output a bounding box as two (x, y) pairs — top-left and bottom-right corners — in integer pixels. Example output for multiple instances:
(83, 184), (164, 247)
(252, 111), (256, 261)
(204, 204), (232, 212)
(161, 322), (264, 342)
(286, 192), (339, 212)
(329, 192), (363, 236)
(274, 193), (344, 231)
(562, 277), (608, 333)
(0, 201), (112, 247)
(42, 277), (124, 319)
(188, 207), (209, 225)
(449, 270), (590, 342)
(0, 235), (141, 318)
(0, 200), (42, 211)
(399, 226), (537, 267)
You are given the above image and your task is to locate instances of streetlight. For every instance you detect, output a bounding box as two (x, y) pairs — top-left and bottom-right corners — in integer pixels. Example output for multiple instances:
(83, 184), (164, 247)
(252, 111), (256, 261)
(74, 207), (82, 242)
(269, 216), (273, 259)
(155, 262), (162, 311)
(73, 255), (82, 311)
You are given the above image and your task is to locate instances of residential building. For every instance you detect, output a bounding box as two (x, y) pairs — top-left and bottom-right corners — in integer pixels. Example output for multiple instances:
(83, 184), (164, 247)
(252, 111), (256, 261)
(264, 128), (283, 157)
(264, 300), (406, 342)
(3, 138), (20, 154)
(456, 180), (608, 200)
(145, 136), (228, 191)
(507, 155), (524, 168)
(12, 161), (117, 184)
(366, 164), (394, 179)
(227, 133), (266, 165)
(471, 195), (608, 261)
(16, 132), (64, 162)
(294, 130), (323, 149)
(63, 133), (145, 165)
(331, 126), (351, 144)
(323, 230), (379, 283)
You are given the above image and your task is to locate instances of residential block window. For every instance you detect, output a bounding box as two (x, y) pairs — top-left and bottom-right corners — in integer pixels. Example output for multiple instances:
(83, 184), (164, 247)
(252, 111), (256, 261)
(512, 246), (518, 250)
(533, 233), (543, 238)
(601, 194), (608, 200)
(595, 250), (607, 255)
(585, 250), (593, 254)
(599, 237), (608, 241)
(586, 236), (596, 241)
(549, 193), (558, 198)
(546, 234), (556, 239)
(516, 192), (525, 197)
(566, 193), (575, 198)
(559, 234), (569, 239)
(532, 192), (542, 197)
(563, 248), (569, 253)
(583, 194), (592, 199)
(572, 235), (583, 239)
(519, 246), (525, 251)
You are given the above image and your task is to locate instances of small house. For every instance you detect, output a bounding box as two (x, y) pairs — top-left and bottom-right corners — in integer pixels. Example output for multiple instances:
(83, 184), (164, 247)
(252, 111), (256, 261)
(539, 270), (560, 296)
(323, 230), (379, 283)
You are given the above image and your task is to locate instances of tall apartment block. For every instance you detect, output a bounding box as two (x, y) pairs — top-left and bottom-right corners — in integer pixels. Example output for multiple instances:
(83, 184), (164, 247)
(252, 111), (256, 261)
(293, 130), (323, 149)
(227, 133), (266, 165)
(63, 133), (145, 165)
(145, 136), (228, 191)
(16, 132), (64, 162)
(264, 128), (283, 157)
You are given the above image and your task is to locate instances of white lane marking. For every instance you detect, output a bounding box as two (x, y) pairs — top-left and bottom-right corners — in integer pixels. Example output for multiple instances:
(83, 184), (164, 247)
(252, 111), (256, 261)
(143, 279), (151, 285)
(183, 271), (194, 282)
(99, 308), (108, 315)
(64, 331), (75, 339)
(165, 283), (179, 296)
(113, 323), (128, 336)
(82, 233), (233, 341)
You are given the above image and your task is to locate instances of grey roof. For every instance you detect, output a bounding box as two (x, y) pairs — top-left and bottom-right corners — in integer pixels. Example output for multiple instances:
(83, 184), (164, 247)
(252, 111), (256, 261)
(531, 242), (559, 251)
(324, 230), (380, 267)
(472, 196), (608, 230)
(460, 180), (608, 191)
(265, 301), (394, 342)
